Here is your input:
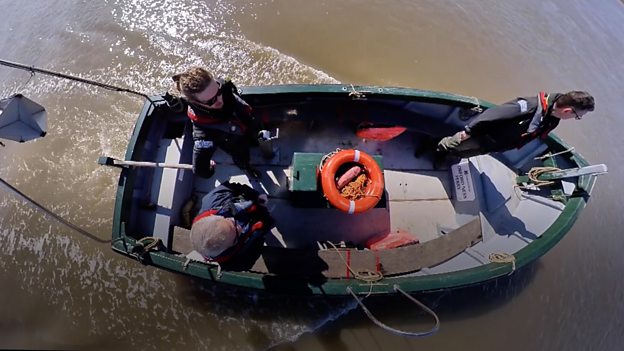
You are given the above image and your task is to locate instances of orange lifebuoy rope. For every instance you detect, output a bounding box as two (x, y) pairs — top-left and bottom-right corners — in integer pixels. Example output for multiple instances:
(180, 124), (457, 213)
(320, 149), (384, 214)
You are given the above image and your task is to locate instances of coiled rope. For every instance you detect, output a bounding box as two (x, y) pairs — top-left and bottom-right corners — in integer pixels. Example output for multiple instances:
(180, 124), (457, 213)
(340, 173), (369, 200)
(489, 252), (516, 273)
(347, 284), (441, 338)
(526, 166), (561, 187)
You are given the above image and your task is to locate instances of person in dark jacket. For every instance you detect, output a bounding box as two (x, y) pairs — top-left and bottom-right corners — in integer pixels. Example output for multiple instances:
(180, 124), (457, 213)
(172, 67), (262, 178)
(437, 91), (595, 158)
(190, 181), (272, 270)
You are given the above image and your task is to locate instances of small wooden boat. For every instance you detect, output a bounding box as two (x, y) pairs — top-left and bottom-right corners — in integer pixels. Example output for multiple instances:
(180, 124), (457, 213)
(100, 84), (605, 298)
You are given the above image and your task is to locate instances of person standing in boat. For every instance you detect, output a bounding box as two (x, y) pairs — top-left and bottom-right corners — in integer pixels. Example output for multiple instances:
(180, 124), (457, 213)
(190, 181), (272, 269)
(436, 91), (595, 159)
(172, 67), (262, 178)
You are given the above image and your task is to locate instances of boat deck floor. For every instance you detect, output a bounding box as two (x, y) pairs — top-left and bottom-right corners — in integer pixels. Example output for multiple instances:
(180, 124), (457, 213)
(131, 115), (570, 274)
(190, 121), (460, 248)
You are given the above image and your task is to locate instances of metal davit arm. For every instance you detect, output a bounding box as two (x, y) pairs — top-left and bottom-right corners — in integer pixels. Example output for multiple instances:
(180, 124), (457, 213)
(0, 58), (150, 100)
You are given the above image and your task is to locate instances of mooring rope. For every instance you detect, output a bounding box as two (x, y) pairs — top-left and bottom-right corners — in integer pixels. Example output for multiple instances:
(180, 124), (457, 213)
(0, 176), (110, 243)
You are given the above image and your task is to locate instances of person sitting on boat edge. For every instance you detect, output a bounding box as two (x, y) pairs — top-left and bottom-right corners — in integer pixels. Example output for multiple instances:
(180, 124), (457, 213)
(172, 67), (262, 178)
(190, 181), (272, 270)
(436, 91), (595, 160)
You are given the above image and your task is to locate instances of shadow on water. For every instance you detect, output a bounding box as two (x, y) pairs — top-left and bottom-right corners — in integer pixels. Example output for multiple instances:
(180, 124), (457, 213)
(270, 261), (542, 350)
(168, 257), (541, 350)
(170, 274), (359, 350)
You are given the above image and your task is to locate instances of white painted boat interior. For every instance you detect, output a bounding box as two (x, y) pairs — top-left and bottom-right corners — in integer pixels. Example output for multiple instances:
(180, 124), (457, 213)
(127, 109), (573, 274)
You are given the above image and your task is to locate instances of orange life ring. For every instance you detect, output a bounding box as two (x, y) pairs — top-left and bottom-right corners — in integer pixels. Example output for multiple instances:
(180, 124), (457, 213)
(320, 149), (384, 214)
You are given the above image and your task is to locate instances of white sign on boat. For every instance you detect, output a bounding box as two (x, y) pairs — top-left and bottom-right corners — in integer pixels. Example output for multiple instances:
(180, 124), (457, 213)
(451, 160), (475, 202)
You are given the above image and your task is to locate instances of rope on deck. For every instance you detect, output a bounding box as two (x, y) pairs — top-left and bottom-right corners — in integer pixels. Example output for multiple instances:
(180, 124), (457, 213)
(489, 252), (516, 273)
(527, 166), (561, 187)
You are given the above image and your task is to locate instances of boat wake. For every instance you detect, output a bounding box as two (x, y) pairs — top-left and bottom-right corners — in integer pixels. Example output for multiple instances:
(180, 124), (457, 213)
(107, 0), (338, 94)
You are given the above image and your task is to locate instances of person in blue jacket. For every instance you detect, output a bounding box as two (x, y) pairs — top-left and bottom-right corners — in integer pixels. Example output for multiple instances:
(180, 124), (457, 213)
(189, 181), (272, 270)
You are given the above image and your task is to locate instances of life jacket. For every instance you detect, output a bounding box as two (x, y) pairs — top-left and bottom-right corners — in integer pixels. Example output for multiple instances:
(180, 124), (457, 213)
(192, 203), (265, 263)
(517, 91), (559, 148)
(186, 80), (252, 134)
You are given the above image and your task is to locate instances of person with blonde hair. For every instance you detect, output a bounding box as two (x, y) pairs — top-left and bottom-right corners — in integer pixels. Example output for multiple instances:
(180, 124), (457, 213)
(172, 67), (262, 178)
(190, 181), (272, 269)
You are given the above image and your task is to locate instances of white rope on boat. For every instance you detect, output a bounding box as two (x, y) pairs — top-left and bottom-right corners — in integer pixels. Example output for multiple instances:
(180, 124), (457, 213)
(489, 252), (516, 273)
(534, 147), (575, 160)
(182, 256), (223, 278)
(468, 96), (484, 113)
(347, 284), (441, 338)
(348, 84), (365, 98)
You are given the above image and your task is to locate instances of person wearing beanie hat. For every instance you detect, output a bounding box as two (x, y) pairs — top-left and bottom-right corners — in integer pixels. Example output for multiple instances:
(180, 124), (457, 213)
(189, 181), (272, 269)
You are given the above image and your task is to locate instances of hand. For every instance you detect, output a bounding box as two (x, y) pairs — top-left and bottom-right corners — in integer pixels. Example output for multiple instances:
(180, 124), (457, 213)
(458, 131), (470, 141)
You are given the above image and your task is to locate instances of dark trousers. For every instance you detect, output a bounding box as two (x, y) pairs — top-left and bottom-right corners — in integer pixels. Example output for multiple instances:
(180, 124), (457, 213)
(192, 125), (252, 178)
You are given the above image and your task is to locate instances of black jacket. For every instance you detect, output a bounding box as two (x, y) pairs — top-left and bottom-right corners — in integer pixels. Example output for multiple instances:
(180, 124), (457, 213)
(465, 92), (561, 152)
(187, 79), (260, 139)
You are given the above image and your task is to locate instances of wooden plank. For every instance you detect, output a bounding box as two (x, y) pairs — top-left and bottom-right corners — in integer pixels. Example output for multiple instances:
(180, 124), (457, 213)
(376, 218), (481, 276)
(250, 218), (481, 278)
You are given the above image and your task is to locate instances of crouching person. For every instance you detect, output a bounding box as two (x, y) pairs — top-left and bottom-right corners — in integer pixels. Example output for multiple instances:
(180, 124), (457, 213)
(190, 181), (272, 270)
